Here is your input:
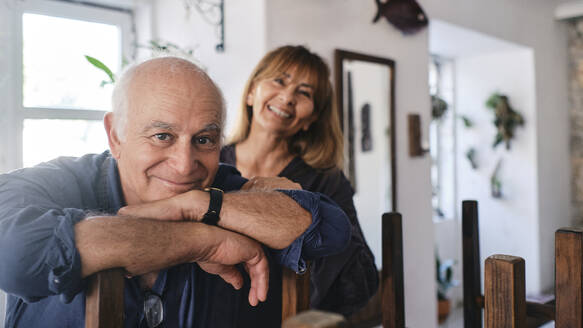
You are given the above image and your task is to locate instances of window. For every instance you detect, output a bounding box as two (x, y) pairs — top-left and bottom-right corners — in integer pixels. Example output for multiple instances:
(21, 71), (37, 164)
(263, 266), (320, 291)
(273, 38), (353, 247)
(0, 0), (133, 172)
(429, 56), (457, 220)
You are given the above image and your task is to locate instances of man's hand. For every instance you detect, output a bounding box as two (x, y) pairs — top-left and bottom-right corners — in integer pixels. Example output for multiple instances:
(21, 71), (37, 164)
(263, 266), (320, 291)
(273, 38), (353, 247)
(241, 176), (302, 192)
(196, 227), (269, 306)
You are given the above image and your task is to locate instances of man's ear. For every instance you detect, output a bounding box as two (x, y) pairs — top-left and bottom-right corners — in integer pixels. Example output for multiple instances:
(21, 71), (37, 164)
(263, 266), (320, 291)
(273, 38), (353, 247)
(104, 112), (122, 159)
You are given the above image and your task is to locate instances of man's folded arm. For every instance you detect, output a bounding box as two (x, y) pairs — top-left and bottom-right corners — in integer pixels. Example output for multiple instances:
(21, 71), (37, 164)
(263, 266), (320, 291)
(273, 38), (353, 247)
(0, 174), (269, 304)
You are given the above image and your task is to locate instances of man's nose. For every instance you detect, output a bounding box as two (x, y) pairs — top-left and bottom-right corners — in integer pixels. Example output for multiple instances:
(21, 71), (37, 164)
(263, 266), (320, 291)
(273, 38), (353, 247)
(169, 141), (198, 176)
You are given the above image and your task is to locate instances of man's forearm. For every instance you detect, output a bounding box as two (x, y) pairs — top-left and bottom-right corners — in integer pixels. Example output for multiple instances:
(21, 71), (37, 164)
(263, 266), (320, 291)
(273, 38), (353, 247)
(219, 191), (312, 249)
(119, 190), (313, 250)
(75, 216), (215, 277)
(75, 215), (269, 305)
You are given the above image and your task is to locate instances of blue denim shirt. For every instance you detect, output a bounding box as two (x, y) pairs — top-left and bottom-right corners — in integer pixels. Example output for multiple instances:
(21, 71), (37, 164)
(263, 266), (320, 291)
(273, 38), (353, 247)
(0, 151), (351, 328)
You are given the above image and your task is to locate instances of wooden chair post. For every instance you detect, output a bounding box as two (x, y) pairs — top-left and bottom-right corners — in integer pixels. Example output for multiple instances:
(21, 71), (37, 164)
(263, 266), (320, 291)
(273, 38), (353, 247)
(281, 266), (311, 322)
(85, 268), (125, 328)
(462, 200), (482, 328)
(484, 255), (526, 328)
(382, 212), (405, 328)
(555, 228), (583, 327)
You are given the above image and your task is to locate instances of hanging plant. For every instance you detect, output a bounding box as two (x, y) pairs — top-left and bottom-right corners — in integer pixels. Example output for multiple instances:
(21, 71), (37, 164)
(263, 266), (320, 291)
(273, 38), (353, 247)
(465, 148), (478, 169)
(490, 159), (503, 198)
(431, 94), (448, 120)
(485, 93), (525, 150)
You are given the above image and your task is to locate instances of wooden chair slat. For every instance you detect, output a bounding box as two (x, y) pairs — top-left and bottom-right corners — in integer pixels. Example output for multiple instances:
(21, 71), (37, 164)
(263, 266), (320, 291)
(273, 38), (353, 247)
(381, 212), (405, 328)
(462, 200), (482, 328)
(484, 255), (526, 328)
(555, 227), (583, 327)
(85, 268), (125, 328)
(282, 266), (311, 322)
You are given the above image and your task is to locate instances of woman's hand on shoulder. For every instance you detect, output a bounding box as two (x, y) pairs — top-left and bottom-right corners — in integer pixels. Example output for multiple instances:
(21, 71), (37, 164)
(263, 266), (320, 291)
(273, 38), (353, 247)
(241, 176), (302, 192)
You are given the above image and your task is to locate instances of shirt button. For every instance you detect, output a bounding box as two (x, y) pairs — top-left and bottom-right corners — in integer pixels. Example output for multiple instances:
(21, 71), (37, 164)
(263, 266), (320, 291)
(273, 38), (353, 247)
(53, 278), (60, 284)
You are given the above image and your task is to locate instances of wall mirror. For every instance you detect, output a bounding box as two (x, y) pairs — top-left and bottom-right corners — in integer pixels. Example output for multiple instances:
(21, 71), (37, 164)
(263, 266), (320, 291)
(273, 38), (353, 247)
(334, 49), (396, 267)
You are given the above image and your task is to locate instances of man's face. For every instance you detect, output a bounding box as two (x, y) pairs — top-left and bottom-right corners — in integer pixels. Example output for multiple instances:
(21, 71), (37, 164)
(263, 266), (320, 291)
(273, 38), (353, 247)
(107, 65), (222, 205)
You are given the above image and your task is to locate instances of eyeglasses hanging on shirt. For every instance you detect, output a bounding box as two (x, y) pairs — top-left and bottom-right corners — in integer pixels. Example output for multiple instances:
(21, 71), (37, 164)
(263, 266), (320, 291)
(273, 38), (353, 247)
(144, 291), (164, 328)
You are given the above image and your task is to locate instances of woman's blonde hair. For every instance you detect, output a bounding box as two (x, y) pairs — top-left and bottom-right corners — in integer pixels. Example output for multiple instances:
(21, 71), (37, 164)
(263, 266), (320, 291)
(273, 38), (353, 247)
(228, 45), (343, 169)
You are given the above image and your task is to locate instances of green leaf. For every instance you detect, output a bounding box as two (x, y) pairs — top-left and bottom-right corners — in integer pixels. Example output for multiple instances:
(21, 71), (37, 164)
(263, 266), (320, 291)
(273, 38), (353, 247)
(459, 115), (473, 128)
(85, 55), (115, 83)
(485, 93), (501, 109)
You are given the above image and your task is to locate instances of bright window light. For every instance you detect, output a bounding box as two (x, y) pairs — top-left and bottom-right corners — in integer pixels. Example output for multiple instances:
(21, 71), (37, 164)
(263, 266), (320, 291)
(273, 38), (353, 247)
(23, 119), (109, 167)
(22, 13), (120, 110)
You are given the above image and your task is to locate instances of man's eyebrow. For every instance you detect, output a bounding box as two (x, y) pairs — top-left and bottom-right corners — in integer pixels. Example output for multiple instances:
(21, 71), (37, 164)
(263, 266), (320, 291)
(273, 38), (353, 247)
(142, 121), (177, 134)
(197, 123), (221, 134)
(141, 121), (221, 135)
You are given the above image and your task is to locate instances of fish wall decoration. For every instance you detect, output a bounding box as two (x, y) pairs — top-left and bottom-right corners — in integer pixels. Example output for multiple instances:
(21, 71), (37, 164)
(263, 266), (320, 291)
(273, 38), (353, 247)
(373, 0), (429, 35)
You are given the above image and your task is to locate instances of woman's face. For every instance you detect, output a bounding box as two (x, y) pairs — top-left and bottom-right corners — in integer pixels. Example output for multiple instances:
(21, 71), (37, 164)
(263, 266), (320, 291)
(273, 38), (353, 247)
(247, 68), (317, 138)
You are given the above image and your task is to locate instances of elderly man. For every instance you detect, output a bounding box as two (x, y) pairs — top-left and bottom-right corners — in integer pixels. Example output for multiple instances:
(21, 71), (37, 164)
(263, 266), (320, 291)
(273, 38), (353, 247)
(0, 57), (350, 327)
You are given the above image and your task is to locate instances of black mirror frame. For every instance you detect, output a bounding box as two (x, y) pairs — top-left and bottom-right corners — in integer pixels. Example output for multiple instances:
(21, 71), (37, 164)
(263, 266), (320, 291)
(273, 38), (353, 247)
(334, 49), (397, 211)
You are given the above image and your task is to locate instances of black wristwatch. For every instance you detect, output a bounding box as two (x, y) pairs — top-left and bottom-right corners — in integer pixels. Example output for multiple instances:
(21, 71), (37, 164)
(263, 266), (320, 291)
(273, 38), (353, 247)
(201, 187), (223, 226)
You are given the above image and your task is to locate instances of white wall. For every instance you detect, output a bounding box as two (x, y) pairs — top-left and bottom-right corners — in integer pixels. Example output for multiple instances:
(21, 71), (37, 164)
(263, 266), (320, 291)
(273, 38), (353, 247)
(151, 0), (267, 133)
(424, 0), (570, 295)
(456, 50), (540, 294)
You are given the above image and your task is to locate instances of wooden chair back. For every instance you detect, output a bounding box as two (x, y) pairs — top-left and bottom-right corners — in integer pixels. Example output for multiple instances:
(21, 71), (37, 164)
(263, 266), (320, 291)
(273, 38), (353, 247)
(462, 200), (555, 328)
(85, 268), (124, 328)
(281, 266), (311, 322)
(381, 212), (406, 328)
(86, 212), (406, 328)
(86, 267), (312, 328)
(481, 227), (583, 327)
(345, 212), (405, 328)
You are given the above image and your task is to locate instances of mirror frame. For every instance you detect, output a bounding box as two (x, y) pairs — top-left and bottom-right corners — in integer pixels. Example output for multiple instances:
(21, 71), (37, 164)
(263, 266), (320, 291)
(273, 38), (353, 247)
(334, 49), (397, 211)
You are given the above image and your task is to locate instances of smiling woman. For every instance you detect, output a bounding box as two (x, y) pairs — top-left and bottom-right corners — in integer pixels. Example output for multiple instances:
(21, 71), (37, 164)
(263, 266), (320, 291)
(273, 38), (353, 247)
(221, 45), (379, 317)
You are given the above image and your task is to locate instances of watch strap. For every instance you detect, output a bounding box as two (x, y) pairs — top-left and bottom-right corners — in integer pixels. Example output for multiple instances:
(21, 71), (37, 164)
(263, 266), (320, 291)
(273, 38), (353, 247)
(201, 187), (223, 226)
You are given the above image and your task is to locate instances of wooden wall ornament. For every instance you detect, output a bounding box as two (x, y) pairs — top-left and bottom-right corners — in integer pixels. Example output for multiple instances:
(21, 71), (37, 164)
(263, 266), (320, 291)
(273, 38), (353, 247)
(408, 114), (428, 157)
(372, 0), (429, 35)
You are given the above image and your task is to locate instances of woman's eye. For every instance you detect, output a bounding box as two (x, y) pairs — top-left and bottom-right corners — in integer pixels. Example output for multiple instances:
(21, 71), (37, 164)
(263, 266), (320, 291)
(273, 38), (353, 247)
(299, 90), (312, 99)
(274, 78), (285, 85)
(153, 133), (172, 141)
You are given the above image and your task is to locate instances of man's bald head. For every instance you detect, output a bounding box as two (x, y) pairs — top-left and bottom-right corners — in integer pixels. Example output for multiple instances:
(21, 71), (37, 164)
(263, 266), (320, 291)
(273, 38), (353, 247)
(111, 57), (225, 140)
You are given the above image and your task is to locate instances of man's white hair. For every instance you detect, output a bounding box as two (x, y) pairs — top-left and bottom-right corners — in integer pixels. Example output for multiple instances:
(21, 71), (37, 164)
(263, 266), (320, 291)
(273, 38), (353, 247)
(110, 56), (226, 140)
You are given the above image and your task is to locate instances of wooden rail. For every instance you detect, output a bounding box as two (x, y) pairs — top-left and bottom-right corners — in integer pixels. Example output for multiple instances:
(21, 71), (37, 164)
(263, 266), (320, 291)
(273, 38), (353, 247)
(85, 268), (125, 328)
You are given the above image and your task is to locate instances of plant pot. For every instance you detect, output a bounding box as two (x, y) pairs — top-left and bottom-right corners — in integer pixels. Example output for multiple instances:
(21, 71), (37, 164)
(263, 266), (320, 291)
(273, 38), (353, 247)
(437, 298), (451, 324)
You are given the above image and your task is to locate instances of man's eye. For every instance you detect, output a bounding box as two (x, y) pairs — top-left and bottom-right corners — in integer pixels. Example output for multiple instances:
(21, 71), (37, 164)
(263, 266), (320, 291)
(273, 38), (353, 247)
(153, 133), (172, 141)
(197, 137), (210, 144)
(195, 136), (217, 146)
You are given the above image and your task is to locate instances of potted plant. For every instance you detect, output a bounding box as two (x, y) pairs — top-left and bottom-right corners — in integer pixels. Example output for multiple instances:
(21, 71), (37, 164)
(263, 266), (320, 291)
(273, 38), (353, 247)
(436, 252), (458, 324)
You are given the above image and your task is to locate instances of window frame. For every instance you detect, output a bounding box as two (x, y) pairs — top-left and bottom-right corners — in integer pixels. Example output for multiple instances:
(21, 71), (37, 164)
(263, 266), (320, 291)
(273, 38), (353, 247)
(429, 55), (458, 221)
(0, 0), (134, 172)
